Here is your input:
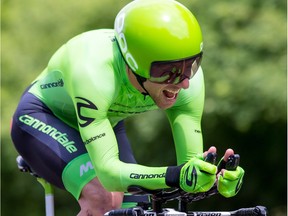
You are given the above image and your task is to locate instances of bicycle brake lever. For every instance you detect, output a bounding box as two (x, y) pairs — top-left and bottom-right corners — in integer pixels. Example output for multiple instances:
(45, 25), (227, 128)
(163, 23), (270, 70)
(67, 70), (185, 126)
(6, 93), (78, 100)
(218, 154), (240, 172)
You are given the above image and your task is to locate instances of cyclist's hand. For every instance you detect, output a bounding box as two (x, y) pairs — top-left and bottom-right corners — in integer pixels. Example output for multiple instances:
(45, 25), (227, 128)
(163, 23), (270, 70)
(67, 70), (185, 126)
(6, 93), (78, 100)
(179, 156), (217, 193)
(217, 166), (245, 198)
(217, 150), (245, 198)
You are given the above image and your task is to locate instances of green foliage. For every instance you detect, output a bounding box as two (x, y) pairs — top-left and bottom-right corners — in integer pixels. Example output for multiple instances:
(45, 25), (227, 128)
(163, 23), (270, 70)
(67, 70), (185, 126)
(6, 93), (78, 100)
(182, 0), (287, 131)
(2, 0), (286, 215)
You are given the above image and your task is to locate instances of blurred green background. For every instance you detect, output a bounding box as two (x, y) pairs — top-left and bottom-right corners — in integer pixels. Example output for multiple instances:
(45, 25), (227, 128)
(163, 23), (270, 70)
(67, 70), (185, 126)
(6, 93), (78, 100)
(1, 0), (287, 215)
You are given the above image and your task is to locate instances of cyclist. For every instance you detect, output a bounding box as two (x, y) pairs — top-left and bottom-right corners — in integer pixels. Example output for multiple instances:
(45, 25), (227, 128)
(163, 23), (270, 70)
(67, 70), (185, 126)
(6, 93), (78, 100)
(10, 0), (245, 215)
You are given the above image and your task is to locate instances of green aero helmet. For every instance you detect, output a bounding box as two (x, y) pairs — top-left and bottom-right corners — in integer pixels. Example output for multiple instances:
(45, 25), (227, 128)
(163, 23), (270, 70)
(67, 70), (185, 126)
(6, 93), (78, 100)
(114, 0), (203, 79)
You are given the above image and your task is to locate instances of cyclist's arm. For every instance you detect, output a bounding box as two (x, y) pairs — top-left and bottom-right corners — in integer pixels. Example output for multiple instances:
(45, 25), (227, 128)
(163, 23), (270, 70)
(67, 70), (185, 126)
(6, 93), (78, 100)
(70, 80), (169, 191)
(72, 94), (169, 192)
(165, 67), (205, 165)
(81, 118), (169, 191)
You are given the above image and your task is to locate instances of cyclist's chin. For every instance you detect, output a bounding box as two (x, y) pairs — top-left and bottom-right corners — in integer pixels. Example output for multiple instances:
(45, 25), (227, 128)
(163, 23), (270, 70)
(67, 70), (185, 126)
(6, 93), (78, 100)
(153, 94), (178, 110)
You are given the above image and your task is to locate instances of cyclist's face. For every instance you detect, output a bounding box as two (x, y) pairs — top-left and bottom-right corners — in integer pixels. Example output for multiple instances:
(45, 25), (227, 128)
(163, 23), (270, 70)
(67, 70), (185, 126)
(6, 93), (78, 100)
(143, 78), (190, 109)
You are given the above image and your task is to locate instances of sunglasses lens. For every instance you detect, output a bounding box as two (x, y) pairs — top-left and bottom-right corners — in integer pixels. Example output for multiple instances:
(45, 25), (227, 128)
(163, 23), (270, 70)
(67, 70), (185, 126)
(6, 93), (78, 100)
(150, 53), (202, 84)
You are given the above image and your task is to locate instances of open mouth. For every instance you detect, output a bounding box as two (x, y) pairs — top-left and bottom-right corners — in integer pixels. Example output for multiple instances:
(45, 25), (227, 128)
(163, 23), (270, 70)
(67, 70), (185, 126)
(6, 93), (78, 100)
(163, 89), (179, 100)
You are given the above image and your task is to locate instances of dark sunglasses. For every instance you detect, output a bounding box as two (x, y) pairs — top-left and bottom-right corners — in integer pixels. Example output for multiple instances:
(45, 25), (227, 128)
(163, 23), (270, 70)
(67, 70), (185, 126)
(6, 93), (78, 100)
(149, 52), (203, 84)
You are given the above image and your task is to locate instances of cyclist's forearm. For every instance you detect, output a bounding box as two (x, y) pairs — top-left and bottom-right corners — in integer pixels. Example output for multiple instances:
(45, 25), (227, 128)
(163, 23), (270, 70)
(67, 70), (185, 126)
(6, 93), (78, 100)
(117, 162), (168, 191)
(170, 116), (203, 163)
(165, 68), (205, 164)
(87, 142), (169, 191)
(83, 120), (168, 191)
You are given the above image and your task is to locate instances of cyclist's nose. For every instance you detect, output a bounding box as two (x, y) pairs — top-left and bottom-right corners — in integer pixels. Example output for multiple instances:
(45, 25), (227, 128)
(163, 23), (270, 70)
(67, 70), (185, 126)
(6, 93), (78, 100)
(176, 78), (189, 89)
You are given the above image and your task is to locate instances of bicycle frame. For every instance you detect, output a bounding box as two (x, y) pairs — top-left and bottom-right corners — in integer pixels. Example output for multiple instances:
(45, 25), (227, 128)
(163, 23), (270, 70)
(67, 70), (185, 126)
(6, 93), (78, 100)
(16, 156), (55, 216)
(16, 155), (268, 216)
(106, 187), (268, 216)
(37, 178), (55, 216)
(107, 206), (268, 216)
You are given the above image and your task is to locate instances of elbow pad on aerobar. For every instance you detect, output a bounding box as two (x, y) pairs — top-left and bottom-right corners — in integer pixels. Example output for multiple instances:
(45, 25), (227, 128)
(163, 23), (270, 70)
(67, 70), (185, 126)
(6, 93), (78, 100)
(165, 165), (184, 187)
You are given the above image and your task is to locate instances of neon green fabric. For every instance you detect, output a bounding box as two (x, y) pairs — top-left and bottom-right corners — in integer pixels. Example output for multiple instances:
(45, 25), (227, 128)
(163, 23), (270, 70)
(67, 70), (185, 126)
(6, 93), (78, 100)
(121, 202), (138, 208)
(217, 166), (245, 198)
(179, 157), (217, 193)
(165, 67), (205, 165)
(28, 29), (205, 193)
(62, 153), (96, 199)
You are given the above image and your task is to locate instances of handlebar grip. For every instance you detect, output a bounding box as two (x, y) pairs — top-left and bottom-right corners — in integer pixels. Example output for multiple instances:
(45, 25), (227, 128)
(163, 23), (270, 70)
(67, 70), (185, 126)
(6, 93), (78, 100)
(231, 206), (268, 216)
(107, 208), (144, 216)
(204, 152), (217, 164)
(226, 154), (240, 171)
(218, 154), (240, 172)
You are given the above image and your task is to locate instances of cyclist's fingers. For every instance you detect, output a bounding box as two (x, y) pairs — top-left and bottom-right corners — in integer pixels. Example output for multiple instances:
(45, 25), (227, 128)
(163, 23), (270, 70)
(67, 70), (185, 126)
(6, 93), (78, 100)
(203, 146), (217, 158)
(196, 159), (217, 174)
(221, 167), (244, 181)
(223, 148), (234, 162)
